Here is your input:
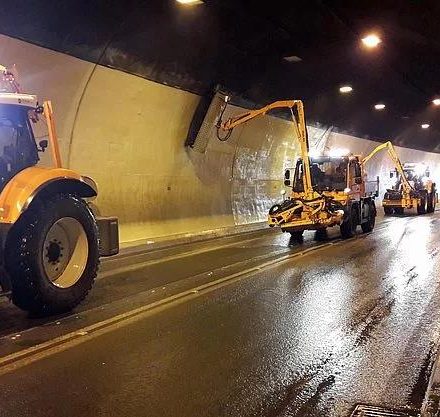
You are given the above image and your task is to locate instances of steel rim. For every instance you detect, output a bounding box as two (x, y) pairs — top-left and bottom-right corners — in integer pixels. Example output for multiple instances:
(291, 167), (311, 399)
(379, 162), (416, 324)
(42, 217), (89, 288)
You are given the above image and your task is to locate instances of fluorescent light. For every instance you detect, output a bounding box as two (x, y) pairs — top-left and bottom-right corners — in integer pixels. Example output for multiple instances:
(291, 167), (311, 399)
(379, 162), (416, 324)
(421, 123), (430, 129)
(374, 103), (385, 110)
(362, 34), (382, 48)
(339, 86), (353, 93)
(176, 0), (203, 4)
(433, 98), (440, 106)
(283, 55), (302, 63)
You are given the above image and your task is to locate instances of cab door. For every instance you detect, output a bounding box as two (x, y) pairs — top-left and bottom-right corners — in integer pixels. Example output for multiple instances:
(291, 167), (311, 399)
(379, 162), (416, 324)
(348, 160), (364, 200)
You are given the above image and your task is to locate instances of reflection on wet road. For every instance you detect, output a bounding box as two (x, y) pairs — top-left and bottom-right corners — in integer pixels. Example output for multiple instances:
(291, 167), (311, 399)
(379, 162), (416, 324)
(0, 213), (439, 416)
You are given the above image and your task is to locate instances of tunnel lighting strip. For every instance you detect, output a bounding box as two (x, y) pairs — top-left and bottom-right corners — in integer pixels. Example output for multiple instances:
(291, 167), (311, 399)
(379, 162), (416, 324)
(176, 0), (204, 4)
(339, 86), (353, 93)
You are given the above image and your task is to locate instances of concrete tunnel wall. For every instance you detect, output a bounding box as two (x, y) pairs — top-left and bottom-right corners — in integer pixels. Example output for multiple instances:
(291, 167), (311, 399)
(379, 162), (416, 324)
(1, 34), (440, 245)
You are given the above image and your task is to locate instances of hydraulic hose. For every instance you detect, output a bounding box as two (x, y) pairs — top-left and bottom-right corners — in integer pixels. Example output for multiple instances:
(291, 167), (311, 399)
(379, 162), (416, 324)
(216, 102), (233, 141)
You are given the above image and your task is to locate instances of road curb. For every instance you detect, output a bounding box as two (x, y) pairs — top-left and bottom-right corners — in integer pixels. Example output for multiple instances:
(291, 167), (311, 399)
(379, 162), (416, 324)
(99, 214), (389, 276)
(104, 212), (393, 269)
(118, 221), (268, 253)
(99, 224), (276, 274)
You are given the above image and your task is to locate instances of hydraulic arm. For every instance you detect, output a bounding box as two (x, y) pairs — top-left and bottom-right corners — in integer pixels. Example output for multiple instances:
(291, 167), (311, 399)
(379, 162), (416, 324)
(216, 97), (377, 238)
(361, 141), (413, 199)
(217, 99), (316, 200)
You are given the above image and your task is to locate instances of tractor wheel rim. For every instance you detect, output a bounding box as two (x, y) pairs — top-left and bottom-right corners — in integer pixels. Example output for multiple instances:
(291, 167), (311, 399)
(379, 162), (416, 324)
(42, 217), (89, 288)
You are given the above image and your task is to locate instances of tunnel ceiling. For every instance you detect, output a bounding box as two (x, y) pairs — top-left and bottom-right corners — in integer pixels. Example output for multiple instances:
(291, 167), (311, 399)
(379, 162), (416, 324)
(1, 0), (440, 151)
(205, 0), (440, 152)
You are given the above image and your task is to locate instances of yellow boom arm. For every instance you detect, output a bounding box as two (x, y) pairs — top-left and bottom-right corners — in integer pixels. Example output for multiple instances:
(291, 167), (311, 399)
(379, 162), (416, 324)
(43, 101), (62, 168)
(218, 100), (314, 199)
(361, 141), (413, 196)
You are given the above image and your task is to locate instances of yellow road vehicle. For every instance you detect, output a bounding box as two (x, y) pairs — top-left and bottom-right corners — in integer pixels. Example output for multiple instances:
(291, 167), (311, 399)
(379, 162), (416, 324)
(362, 141), (437, 215)
(217, 99), (378, 242)
(0, 65), (118, 314)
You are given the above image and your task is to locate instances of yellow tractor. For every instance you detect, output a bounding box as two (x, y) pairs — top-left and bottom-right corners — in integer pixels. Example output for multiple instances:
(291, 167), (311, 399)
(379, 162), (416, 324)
(0, 65), (118, 314)
(362, 141), (437, 215)
(217, 98), (378, 242)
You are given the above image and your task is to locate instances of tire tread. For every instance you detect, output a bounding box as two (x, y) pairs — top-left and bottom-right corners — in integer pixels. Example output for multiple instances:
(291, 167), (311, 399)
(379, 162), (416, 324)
(5, 193), (99, 315)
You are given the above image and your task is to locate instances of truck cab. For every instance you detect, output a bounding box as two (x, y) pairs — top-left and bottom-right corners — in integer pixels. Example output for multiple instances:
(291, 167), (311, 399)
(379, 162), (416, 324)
(290, 155), (366, 198)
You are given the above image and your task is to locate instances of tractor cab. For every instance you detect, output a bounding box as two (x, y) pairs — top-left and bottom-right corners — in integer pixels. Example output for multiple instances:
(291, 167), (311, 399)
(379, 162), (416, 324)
(0, 97), (41, 189)
(0, 65), (48, 190)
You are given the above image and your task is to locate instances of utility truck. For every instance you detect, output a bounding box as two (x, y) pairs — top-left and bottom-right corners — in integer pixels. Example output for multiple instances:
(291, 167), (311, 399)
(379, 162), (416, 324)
(361, 141), (437, 215)
(216, 98), (378, 242)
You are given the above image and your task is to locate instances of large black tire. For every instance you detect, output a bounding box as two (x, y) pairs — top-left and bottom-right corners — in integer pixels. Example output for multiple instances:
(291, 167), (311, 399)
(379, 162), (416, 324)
(361, 202), (376, 233)
(394, 207), (404, 215)
(427, 189), (436, 213)
(5, 194), (99, 315)
(340, 206), (357, 239)
(314, 228), (328, 241)
(417, 193), (428, 215)
(288, 231), (304, 245)
(383, 206), (393, 215)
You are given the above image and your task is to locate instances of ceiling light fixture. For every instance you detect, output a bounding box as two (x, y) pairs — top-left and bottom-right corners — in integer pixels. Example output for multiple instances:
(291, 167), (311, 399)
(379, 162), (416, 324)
(176, 0), (204, 4)
(374, 103), (385, 110)
(362, 33), (382, 48)
(433, 98), (440, 106)
(283, 55), (302, 63)
(421, 123), (430, 129)
(339, 86), (353, 93)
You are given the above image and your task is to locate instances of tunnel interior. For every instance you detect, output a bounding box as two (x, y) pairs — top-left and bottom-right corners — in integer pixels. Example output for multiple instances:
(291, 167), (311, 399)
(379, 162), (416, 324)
(1, 4), (440, 415)
(0, 0), (439, 243)
(1, 0), (439, 149)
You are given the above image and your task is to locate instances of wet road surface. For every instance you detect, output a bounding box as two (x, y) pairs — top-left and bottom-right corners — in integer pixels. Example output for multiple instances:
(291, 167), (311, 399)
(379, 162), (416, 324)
(0, 213), (438, 416)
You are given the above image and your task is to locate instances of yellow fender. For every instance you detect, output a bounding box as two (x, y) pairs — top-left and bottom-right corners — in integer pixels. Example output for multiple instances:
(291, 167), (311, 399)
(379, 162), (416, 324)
(0, 166), (97, 224)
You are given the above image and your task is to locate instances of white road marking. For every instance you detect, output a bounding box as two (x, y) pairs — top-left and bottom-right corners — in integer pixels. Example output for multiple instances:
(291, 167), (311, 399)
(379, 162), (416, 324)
(0, 215), (413, 376)
(0, 238), (338, 376)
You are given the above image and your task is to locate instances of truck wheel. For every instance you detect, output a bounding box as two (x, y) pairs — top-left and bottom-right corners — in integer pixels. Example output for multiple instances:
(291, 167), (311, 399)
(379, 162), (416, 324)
(361, 202), (376, 233)
(427, 189), (436, 213)
(288, 231), (304, 245)
(383, 207), (393, 215)
(5, 194), (99, 315)
(340, 207), (357, 239)
(314, 228), (328, 241)
(417, 194), (427, 215)
(394, 207), (404, 215)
